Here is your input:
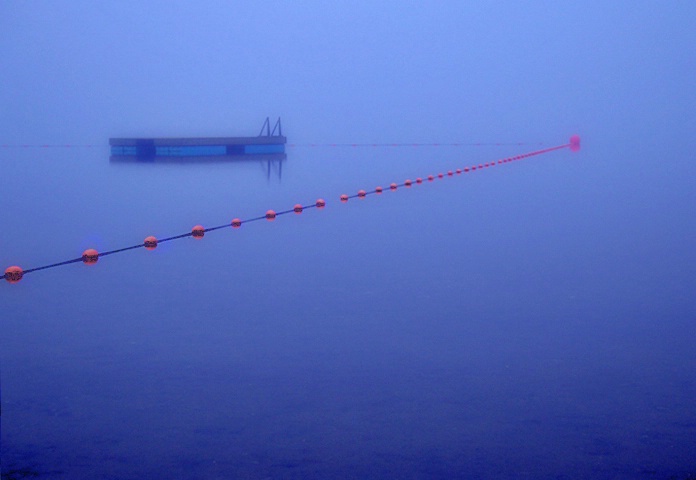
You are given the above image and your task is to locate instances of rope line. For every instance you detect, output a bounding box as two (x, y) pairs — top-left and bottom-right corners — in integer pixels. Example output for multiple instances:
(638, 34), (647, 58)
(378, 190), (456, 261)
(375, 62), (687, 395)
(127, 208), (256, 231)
(1, 142), (545, 149)
(0, 144), (102, 148)
(287, 142), (546, 147)
(2, 137), (580, 284)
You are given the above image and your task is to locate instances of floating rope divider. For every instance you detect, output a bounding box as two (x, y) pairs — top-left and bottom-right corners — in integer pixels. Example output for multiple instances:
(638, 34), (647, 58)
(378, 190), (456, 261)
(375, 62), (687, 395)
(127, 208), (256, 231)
(2, 136), (580, 283)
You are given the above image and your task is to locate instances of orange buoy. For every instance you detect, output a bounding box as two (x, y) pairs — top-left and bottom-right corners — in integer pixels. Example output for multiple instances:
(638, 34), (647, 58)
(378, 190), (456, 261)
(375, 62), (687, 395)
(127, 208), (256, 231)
(438, 173), (444, 179)
(416, 178), (423, 184)
(144, 236), (158, 250)
(340, 194), (349, 202)
(404, 179), (412, 187)
(266, 210), (276, 221)
(428, 175), (434, 181)
(389, 183), (397, 190)
(456, 169), (462, 174)
(464, 167), (470, 172)
(192, 225), (205, 239)
(375, 186), (383, 194)
(316, 199), (326, 209)
(294, 204), (303, 214)
(4, 266), (23, 283)
(447, 171), (453, 176)
(231, 218), (242, 228)
(82, 249), (99, 265)
(357, 190), (366, 198)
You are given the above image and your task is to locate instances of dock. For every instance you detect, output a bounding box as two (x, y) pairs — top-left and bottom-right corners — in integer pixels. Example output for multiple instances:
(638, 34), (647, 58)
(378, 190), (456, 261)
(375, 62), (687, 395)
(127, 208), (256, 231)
(109, 117), (286, 160)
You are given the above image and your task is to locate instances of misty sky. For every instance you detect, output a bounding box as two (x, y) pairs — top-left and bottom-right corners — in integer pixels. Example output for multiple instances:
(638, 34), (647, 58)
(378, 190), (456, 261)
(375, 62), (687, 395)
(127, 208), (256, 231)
(2, 1), (693, 146)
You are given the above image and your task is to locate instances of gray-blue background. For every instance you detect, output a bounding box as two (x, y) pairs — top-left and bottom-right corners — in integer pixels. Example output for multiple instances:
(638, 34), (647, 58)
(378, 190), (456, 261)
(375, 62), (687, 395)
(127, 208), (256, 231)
(2, 2), (695, 479)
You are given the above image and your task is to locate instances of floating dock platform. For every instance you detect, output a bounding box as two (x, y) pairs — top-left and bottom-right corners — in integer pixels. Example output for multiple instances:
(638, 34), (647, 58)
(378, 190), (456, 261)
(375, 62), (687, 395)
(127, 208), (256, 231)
(109, 117), (286, 160)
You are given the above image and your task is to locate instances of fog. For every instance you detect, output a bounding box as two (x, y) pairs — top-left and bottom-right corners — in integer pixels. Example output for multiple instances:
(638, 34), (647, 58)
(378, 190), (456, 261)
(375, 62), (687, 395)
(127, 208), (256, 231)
(2, 2), (695, 479)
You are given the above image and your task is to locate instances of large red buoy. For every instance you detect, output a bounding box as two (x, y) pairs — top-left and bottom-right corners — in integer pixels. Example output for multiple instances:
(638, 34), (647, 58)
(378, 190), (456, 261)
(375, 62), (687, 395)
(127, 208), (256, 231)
(144, 236), (158, 250)
(293, 204), (303, 214)
(4, 266), (23, 283)
(569, 134), (581, 152)
(375, 186), (383, 194)
(390, 183), (397, 190)
(316, 199), (326, 209)
(266, 210), (276, 221)
(82, 249), (99, 265)
(231, 218), (242, 228)
(340, 194), (349, 203)
(357, 190), (367, 198)
(192, 225), (205, 239)
(404, 179), (412, 187)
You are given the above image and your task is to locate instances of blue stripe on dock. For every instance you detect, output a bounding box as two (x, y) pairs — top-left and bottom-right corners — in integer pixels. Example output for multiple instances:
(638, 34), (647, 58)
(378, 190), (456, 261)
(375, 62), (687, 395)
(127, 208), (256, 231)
(110, 144), (286, 157)
(244, 144), (285, 154)
(111, 146), (138, 155)
(156, 146), (227, 156)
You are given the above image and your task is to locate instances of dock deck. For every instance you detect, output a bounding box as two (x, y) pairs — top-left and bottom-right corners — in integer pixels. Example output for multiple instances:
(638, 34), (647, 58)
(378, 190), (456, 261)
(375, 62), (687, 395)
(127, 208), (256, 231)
(109, 118), (286, 159)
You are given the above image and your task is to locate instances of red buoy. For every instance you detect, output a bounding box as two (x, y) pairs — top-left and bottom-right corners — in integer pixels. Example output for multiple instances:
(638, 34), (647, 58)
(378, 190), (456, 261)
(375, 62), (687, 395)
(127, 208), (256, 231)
(438, 173), (444, 178)
(231, 218), (242, 228)
(340, 194), (349, 203)
(192, 225), (205, 239)
(375, 186), (383, 194)
(82, 249), (99, 265)
(569, 134), (581, 152)
(4, 266), (23, 283)
(404, 179), (412, 187)
(456, 169), (462, 174)
(266, 210), (276, 221)
(294, 204), (303, 214)
(447, 171), (453, 176)
(357, 190), (367, 198)
(144, 236), (158, 250)
(416, 178), (423, 184)
(464, 167), (470, 172)
(389, 183), (397, 190)
(316, 199), (326, 208)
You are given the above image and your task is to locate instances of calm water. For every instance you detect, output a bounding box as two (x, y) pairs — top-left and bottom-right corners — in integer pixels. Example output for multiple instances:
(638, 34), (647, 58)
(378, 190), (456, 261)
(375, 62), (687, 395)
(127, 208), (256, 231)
(2, 140), (695, 479)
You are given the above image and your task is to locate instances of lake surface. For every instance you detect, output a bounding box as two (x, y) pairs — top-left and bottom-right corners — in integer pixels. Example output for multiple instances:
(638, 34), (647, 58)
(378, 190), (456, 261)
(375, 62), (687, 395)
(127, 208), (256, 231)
(2, 141), (695, 479)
